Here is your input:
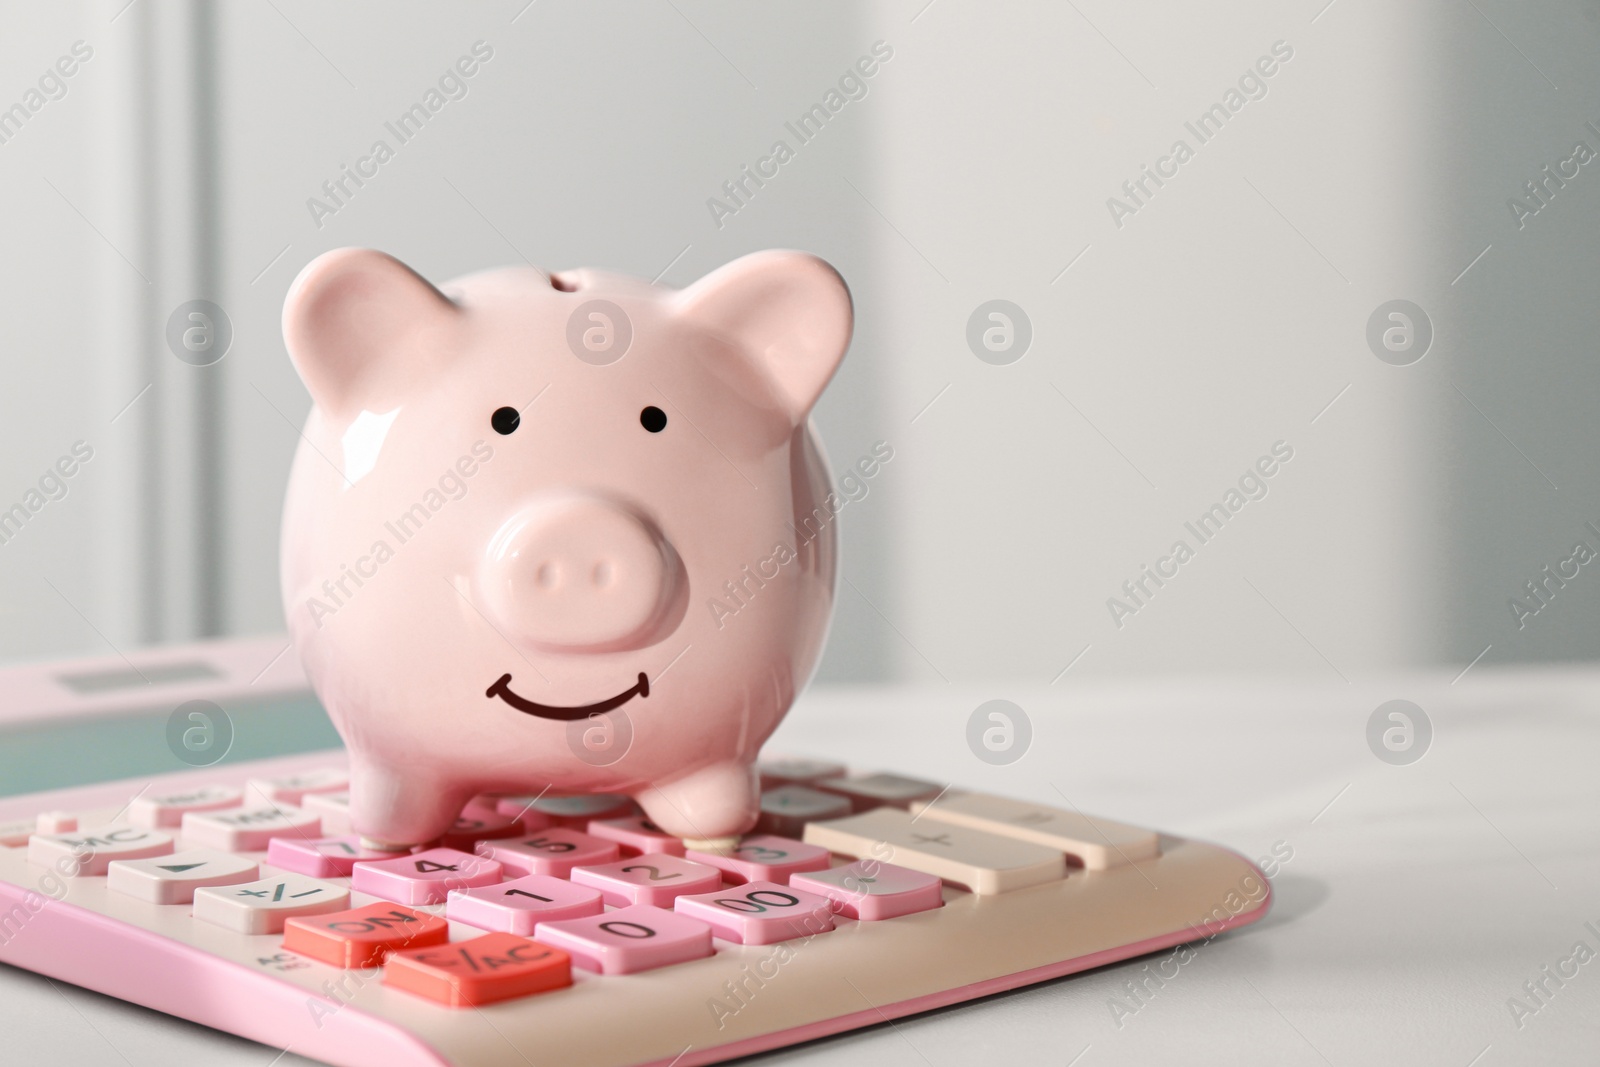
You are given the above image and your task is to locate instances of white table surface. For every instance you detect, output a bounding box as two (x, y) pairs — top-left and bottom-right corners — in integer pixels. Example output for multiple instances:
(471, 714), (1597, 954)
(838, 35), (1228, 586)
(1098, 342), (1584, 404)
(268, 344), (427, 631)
(4, 668), (1598, 1066)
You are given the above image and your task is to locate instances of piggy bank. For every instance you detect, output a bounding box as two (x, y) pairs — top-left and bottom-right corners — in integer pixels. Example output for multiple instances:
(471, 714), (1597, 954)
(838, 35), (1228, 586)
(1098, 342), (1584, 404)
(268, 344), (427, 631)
(279, 247), (850, 850)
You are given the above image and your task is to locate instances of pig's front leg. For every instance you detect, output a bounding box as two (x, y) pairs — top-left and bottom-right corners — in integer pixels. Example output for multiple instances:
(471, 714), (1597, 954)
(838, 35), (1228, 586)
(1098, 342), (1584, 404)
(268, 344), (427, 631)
(348, 759), (470, 851)
(637, 760), (760, 853)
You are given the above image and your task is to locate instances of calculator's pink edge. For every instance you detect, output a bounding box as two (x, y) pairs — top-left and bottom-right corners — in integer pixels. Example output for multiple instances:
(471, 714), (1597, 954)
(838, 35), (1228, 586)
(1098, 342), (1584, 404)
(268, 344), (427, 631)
(646, 856), (1273, 1067)
(0, 881), (453, 1067)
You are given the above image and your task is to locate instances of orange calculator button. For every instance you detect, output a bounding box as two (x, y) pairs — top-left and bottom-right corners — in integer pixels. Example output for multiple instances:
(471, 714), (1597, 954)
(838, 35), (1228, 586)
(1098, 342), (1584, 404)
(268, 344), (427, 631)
(283, 902), (448, 969)
(384, 933), (571, 1007)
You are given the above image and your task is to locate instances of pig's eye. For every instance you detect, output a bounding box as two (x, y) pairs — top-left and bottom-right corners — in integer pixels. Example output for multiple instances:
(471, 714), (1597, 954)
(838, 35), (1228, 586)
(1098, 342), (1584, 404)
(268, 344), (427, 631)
(491, 406), (521, 435)
(640, 406), (667, 433)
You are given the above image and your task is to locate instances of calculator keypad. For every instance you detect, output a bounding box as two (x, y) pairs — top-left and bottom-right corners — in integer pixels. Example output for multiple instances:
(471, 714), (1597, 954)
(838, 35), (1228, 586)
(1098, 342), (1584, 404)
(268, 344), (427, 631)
(3, 757), (1140, 1012)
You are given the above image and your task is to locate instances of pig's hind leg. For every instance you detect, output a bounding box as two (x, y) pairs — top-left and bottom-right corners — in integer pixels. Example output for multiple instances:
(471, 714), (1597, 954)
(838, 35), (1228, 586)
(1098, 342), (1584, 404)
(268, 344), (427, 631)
(636, 760), (760, 854)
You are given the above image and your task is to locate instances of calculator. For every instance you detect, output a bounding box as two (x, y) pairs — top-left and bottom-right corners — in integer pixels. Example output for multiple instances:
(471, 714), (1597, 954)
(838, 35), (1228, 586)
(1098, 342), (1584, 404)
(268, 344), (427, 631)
(0, 641), (1270, 1067)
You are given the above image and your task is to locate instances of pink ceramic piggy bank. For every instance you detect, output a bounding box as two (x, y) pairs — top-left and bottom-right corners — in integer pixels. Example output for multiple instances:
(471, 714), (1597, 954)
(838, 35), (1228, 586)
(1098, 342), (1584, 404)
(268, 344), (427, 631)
(279, 248), (850, 849)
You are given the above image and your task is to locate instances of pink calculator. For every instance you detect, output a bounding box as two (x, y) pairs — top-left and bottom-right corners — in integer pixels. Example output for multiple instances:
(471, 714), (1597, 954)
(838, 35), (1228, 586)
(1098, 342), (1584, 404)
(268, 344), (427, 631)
(0, 638), (1270, 1066)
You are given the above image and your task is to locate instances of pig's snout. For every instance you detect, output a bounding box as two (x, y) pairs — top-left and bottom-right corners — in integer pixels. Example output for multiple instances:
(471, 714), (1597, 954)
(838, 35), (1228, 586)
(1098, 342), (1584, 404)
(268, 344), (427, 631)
(480, 494), (682, 653)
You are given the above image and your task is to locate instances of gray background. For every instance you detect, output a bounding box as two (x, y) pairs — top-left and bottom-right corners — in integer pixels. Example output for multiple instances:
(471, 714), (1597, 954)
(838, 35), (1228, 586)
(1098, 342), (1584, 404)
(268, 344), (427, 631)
(1, 0), (1597, 687)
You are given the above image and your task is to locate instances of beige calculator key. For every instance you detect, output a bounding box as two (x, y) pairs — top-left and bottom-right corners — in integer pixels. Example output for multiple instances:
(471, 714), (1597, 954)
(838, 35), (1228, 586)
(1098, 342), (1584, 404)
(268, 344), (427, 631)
(803, 808), (1065, 894)
(910, 791), (1159, 870)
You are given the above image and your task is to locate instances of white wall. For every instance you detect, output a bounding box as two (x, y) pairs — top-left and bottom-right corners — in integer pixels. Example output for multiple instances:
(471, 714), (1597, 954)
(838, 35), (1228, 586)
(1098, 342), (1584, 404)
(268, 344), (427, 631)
(2, 1), (1596, 687)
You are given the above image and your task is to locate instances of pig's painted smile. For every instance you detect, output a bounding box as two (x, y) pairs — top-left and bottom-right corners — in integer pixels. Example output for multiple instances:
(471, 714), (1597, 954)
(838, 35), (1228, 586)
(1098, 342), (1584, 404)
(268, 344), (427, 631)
(485, 671), (650, 721)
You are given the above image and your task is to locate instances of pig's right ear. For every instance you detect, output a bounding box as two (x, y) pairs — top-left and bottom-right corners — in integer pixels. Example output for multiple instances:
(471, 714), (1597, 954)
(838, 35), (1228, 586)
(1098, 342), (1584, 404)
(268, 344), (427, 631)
(283, 248), (460, 419)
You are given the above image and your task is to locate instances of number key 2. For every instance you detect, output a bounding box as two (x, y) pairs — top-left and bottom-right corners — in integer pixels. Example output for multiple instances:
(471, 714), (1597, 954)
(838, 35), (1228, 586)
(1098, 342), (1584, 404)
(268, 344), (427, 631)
(571, 856), (722, 908)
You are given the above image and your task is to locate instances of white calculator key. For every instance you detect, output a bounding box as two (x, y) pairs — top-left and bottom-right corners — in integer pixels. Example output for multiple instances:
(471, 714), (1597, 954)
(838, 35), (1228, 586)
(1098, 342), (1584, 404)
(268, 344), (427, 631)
(193, 874), (349, 934)
(128, 785), (243, 829)
(182, 805), (321, 851)
(909, 792), (1159, 870)
(300, 791), (351, 832)
(0, 819), (35, 848)
(36, 811), (77, 834)
(28, 826), (175, 877)
(107, 849), (259, 905)
(245, 768), (349, 806)
(803, 808), (1066, 895)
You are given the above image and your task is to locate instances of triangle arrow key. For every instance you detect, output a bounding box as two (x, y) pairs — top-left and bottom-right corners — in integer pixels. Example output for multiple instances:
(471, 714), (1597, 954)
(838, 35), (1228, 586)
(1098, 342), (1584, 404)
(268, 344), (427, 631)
(158, 863), (206, 873)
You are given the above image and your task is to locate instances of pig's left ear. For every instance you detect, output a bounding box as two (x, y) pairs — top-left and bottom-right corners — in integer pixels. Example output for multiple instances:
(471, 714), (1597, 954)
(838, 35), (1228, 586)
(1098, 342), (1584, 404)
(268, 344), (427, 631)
(282, 248), (460, 419)
(675, 251), (852, 425)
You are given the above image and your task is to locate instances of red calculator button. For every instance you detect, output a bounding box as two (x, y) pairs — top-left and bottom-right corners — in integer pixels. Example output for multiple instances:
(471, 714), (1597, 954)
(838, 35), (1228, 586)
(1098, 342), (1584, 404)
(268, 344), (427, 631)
(267, 835), (402, 878)
(570, 856), (722, 908)
(447, 874), (604, 935)
(385, 932), (571, 1007)
(476, 829), (619, 878)
(790, 860), (945, 920)
(585, 815), (685, 857)
(687, 835), (830, 885)
(283, 902), (447, 968)
(535, 904), (714, 975)
(674, 880), (836, 945)
(439, 805), (529, 851)
(351, 848), (503, 905)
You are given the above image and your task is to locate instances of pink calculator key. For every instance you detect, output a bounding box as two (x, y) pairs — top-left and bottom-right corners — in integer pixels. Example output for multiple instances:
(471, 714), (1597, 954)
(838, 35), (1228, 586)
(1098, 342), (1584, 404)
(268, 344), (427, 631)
(674, 880), (836, 945)
(267, 835), (403, 878)
(790, 860), (945, 921)
(439, 806), (529, 851)
(535, 904), (713, 975)
(571, 856), (722, 908)
(447, 874), (604, 935)
(687, 835), (830, 885)
(476, 829), (619, 878)
(585, 816), (685, 857)
(351, 848), (503, 905)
